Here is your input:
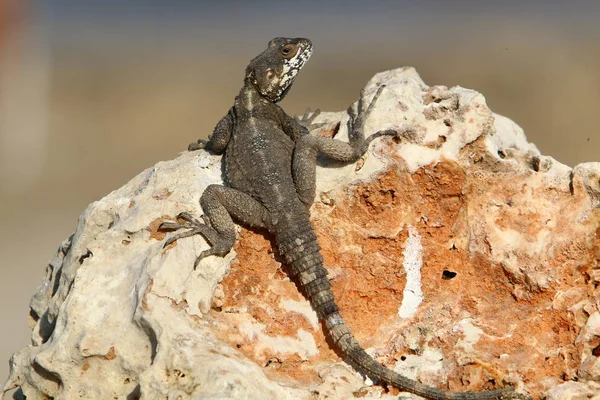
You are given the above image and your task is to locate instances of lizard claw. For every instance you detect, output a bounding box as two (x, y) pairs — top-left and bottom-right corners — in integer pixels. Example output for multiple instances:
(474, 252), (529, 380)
(301, 108), (321, 123)
(160, 212), (234, 267)
(166, 227), (207, 248)
(347, 85), (386, 140)
(192, 241), (233, 269)
(194, 249), (215, 269)
(365, 85), (385, 117)
(176, 212), (203, 226)
(295, 108), (325, 132)
(159, 212), (201, 232)
(354, 85), (385, 120)
(188, 139), (209, 152)
(160, 212), (204, 248)
(158, 221), (186, 232)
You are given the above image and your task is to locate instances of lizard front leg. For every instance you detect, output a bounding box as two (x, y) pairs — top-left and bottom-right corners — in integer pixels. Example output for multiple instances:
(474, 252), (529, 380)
(291, 85), (396, 205)
(160, 185), (270, 268)
(188, 108), (235, 153)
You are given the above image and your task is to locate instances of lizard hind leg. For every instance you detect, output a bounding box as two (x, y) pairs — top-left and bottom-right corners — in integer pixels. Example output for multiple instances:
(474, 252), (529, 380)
(160, 184), (270, 268)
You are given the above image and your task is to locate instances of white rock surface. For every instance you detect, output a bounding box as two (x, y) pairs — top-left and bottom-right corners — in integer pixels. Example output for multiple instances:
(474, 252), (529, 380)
(4, 68), (600, 400)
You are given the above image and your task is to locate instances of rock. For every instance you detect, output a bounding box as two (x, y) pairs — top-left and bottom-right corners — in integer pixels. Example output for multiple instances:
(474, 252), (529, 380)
(545, 381), (600, 400)
(3, 67), (600, 400)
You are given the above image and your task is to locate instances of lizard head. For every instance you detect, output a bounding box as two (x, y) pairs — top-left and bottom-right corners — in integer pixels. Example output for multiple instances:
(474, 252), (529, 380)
(245, 37), (312, 103)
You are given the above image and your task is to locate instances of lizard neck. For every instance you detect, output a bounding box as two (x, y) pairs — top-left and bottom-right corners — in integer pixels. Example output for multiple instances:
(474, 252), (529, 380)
(237, 82), (269, 112)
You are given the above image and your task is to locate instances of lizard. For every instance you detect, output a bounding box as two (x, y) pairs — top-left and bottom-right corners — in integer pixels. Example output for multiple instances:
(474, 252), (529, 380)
(160, 37), (521, 400)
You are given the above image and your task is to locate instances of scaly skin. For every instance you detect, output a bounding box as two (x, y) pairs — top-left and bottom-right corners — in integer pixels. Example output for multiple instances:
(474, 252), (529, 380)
(161, 37), (524, 400)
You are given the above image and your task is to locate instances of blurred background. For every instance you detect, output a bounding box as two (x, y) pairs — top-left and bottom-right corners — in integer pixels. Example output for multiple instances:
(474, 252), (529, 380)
(1, 0), (599, 388)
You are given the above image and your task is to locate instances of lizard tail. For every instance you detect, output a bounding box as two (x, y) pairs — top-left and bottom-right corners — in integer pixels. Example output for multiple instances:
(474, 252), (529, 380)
(277, 227), (514, 400)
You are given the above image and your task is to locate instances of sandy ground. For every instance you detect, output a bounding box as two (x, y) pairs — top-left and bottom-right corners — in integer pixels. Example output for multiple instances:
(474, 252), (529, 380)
(1, 3), (599, 390)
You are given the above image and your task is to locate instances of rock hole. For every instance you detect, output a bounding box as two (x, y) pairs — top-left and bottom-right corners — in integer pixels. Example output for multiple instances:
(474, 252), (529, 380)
(332, 121), (341, 137)
(592, 344), (600, 357)
(497, 150), (506, 159)
(124, 378), (131, 384)
(137, 318), (158, 363)
(108, 214), (121, 229)
(400, 355), (407, 361)
(29, 309), (40, 323)
(352, 388), (369, 397)
(78, 249), (93, 264)
(568, 170), (575, 196)
(264, 357), (282, 369)
(126, 384), (141, 400)
(173, 369), (186, 378)
(39, 311), (57, 343)
(442, 270), (457, 280)
(12, 389), (26, 400)
(530, 156), (541, 172)
(51, 266), (62, 297)
(32, 360), (62, 388)
(236, 343), (242, 349)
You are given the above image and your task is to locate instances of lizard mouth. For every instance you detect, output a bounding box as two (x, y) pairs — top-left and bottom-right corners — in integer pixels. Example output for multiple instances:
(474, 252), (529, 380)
(303, 43), (313, 58)
(286, 43), (312, 72)
(282, 43), (312, 81)
(267, 43), (312, 102)
(299, 43), (313, 65)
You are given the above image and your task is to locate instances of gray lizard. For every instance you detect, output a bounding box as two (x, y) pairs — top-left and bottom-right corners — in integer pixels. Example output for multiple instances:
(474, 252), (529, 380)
(160, 37), (520, 400)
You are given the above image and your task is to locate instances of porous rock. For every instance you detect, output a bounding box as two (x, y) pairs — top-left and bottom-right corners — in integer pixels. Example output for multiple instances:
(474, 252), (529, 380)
(4, 67), (600, 399)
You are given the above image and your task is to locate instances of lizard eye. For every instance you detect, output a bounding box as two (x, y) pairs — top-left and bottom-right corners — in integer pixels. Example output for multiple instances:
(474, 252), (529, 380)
(280, 44), (298, 59)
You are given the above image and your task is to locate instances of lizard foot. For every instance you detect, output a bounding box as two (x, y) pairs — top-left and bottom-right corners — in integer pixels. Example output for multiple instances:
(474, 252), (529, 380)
(188, 139), (209, 152)
(295, 108), (327, 132)
(160, 212), (234, 269)
(160, 212), (208, 248)
(352, 86), (417, 148)
(347, 84), (386, 136)
(346, 85), (398, 154)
